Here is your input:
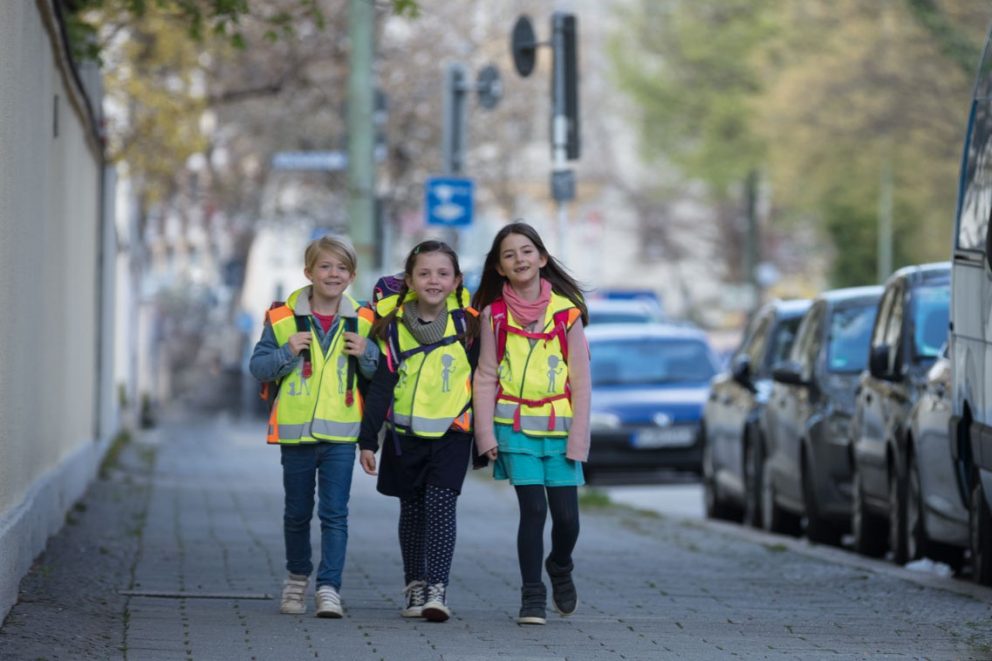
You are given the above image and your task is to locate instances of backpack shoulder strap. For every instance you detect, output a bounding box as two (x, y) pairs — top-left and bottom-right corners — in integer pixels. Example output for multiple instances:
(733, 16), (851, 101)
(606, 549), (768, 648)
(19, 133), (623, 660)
(553, 308), (577, 362)
(490, 299), (509, 364)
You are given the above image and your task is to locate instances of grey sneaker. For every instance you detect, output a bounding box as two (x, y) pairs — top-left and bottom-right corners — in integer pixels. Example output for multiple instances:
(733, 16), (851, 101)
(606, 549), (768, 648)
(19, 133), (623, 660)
(315, 585), (343, 618)
(280, 573), (308, 615)
(402, 580), (427, 618)
(517, 582), (547, 625)
(421, 583), (451, 622)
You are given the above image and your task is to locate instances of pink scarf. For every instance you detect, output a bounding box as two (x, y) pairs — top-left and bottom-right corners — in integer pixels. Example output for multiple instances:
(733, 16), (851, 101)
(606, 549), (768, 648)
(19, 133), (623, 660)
(502, 279), (552, 328)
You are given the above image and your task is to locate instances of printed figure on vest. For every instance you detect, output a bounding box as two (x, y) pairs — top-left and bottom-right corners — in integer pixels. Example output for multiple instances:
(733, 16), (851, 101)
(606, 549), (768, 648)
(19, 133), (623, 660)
(357, 240), (480, 622)
(248, 235), (379, 618)
(471, 221), (590, 625)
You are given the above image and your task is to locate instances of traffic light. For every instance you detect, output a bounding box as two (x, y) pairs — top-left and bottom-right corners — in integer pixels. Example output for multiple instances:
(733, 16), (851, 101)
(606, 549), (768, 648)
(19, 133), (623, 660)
(552, 12), (579, 161)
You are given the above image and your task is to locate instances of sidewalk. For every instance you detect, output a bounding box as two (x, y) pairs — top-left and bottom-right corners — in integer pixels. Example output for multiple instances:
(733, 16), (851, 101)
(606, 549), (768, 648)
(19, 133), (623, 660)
(3, 411), (992, 660)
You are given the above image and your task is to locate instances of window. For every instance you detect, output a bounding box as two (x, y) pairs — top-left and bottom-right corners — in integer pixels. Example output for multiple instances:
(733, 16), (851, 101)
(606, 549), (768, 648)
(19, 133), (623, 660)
(742, 314), (771, 372)
(910, 283), (950, 361)
(827, 303), (878, 373)
(790, 304), (823, 379)
(956, 99), (992, 251)
(764, 316), (802, 375)
(590, 338), (717, 386)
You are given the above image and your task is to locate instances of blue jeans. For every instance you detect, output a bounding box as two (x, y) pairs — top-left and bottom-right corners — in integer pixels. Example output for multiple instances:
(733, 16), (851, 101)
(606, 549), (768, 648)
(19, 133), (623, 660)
(281, 442), (356, 589)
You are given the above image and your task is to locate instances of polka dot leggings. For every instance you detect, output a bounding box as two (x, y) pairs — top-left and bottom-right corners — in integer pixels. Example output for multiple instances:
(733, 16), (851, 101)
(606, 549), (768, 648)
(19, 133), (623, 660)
(399, 485), (458, 585)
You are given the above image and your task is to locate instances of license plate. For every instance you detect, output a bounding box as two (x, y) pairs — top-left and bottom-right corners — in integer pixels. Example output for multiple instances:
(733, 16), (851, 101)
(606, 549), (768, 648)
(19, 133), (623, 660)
(631, 426), (695, 449)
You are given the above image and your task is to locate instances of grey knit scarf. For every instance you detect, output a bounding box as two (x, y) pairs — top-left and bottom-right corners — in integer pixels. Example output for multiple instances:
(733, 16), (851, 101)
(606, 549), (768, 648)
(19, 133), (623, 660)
(402, 301), (449, 345)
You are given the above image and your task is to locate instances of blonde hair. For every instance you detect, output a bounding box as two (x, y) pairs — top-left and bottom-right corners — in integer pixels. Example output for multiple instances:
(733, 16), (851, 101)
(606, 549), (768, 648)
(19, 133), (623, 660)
(305, 235), (358, 274)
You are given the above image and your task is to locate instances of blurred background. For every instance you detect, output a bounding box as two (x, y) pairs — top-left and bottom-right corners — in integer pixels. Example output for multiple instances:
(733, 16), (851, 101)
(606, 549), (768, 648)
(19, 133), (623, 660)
(55, 0), (992, 417)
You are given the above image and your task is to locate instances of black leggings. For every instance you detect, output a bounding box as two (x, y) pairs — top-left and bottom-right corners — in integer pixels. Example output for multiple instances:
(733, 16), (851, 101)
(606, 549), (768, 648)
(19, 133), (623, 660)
(514, 485), (580, 584)
(398, 484), (458, 586)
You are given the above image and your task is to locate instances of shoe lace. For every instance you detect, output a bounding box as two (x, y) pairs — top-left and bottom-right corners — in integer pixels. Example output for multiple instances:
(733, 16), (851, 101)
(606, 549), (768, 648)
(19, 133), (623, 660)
(404, 581), (426, 607)
(426, 583), (445, 605)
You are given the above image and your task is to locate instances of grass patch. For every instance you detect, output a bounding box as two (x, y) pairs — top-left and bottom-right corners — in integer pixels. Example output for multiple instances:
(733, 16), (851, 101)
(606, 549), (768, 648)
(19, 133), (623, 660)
(100, 429), (133, 478)
(578, 488), (613, 509)
(763, 543), (788, 553)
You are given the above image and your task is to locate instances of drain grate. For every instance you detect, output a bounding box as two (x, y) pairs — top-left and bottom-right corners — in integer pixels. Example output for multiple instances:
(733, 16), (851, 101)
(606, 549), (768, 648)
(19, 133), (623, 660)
(120, 590), (272, 600)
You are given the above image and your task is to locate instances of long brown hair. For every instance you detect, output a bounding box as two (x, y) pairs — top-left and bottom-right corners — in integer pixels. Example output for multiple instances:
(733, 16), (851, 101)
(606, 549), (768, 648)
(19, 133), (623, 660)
(372, 240), (480, 342)
(471, 221), (588, 324)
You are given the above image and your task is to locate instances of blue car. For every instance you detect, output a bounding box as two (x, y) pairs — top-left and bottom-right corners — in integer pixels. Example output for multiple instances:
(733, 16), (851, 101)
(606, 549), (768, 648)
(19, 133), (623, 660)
(586, 324), (720, 477)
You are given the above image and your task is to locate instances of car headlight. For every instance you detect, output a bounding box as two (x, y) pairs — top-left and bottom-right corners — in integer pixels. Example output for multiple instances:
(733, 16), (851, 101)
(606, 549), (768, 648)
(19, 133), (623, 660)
(590, 411), (622, 430)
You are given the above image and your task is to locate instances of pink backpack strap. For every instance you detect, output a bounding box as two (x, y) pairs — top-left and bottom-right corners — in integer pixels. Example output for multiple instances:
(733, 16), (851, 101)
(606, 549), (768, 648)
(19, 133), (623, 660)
(491, 299), (509, 364)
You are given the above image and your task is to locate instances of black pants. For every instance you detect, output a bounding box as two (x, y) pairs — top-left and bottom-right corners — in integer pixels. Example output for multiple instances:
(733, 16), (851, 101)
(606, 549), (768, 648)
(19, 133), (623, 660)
(514, 485), (580, 583)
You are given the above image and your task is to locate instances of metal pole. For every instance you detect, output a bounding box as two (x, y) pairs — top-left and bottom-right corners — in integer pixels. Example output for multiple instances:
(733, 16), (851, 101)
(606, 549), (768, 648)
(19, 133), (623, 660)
(551, 19), (569, 263)
(347, 0), (375, 293)
(878, 154), (893, 283)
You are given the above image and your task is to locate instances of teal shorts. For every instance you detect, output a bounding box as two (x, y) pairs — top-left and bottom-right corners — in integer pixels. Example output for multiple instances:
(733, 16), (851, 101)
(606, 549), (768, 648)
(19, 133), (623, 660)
(492, 425), (585, 487)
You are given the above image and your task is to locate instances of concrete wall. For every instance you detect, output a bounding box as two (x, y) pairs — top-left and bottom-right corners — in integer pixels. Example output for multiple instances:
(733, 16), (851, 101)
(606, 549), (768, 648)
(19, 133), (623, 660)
(0, 1), (113, 620)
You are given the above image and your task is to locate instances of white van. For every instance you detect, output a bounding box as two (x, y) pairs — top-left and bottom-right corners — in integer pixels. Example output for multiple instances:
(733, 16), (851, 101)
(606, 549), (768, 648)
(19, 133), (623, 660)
(950, 30), (992, 585)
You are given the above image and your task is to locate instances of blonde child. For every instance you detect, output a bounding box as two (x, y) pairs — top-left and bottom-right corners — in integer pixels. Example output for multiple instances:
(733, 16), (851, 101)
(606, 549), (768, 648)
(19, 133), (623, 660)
(471, 222), (590, 625)
(249, 235), (378, 618)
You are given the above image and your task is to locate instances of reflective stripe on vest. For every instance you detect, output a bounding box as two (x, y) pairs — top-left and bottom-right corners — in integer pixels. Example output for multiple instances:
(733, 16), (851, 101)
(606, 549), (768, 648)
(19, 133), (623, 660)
(492, 292), (579, 437)
(265, 288), (372, 444)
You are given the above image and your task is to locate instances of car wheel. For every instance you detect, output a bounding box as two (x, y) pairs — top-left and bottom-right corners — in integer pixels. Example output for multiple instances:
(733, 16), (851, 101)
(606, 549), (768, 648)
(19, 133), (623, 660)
(761, 453), (800, 535)
(802, 452), (841, 546)
(969, 477), (992, 586)
(905, 452), (926, 563)
(743, 433), (763, 529)
(888, 464), (909, 565)
(851, 460), (887, 558)
(703, 429), (736, 521)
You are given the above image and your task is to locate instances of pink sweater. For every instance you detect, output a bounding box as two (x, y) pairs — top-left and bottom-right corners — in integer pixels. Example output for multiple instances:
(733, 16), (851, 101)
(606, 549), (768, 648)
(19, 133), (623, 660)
(472, 304), (591, 462)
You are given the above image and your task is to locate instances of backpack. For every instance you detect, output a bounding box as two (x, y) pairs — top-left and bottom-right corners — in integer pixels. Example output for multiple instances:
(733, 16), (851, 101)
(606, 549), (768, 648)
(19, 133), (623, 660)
(369, 273), (405, 315)
(258, 303), (364, 410)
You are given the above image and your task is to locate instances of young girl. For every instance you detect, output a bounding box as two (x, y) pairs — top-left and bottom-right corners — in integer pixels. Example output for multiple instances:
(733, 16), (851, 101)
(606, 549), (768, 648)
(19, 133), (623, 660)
(249, 235), (379, 618)
(471, 222), (590, 625)
(357, 240), (479, 623)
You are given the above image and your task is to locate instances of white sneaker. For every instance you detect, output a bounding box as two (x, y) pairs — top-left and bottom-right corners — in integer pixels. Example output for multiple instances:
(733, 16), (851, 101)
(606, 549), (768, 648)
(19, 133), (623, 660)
(421, 583), (450, 622)
(402, 580), (427, 618)
(315, 585), (343, 618)
(280, 573), (308, 614)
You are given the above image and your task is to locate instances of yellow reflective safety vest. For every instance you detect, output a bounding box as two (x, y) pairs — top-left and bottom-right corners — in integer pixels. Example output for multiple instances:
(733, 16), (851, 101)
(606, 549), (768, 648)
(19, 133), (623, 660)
(490, 292), (582, 437)
(266, 287), (374, 444)
(377, 293), (476, 438)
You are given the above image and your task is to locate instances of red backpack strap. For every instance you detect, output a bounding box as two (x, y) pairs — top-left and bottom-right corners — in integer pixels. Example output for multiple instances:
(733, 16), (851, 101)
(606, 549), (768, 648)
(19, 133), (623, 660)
(490, 299), (509, 364)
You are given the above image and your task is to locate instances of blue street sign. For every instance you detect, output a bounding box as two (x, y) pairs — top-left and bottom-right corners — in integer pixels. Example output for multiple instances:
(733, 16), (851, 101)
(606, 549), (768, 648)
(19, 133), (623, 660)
(425, 176), (474, 227)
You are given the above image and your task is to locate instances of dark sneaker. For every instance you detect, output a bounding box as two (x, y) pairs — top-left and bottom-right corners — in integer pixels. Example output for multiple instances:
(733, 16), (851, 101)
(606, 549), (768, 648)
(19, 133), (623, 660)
(402, 580), (426, 618)
(422, 583), (451, 622)
(517, 582), (547, 625)
(545, 557), (577, 616)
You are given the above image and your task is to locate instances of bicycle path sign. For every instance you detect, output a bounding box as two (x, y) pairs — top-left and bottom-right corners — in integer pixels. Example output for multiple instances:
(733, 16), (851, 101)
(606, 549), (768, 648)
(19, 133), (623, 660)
(425, 176), (474, 227)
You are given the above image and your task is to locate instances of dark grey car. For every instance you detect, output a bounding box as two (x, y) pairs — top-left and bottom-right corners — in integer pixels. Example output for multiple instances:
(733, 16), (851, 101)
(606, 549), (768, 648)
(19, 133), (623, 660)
(701, 299), (810, 524)
(850, 262), (950, 560)
(759, 286), (882, 543)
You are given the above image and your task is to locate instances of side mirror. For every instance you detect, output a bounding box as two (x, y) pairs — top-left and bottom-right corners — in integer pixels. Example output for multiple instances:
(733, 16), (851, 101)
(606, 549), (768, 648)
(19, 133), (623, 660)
(731, 355), (752, 387)
(868, 345), (891, 380)
(772, 361), (807, 386)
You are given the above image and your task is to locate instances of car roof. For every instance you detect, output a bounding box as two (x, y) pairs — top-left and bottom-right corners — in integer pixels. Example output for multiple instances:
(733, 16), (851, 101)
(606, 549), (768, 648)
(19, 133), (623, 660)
(887, 261), (950, 285)
(761, 298), (811, 319)
(587, 298), (657, 310)
(584, 322), (710, 343)
(816, 285), (884, 305)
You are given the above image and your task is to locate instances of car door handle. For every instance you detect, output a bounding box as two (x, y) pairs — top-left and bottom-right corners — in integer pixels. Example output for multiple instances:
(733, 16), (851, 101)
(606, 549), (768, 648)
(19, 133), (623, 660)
(865, 393), (872, 404)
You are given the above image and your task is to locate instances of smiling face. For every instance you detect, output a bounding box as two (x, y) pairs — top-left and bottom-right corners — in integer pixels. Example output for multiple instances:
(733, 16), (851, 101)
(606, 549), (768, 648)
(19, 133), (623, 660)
(496, 232), (548, 290)
(305, 249), (355, 302)
(406, 251), (460, 312)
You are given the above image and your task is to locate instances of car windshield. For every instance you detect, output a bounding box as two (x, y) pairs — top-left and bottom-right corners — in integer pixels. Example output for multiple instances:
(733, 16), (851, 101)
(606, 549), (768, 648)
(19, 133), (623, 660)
(911, 283), (950, 360)
(590, 338), (716, 385)
(827, 303), (877, 373)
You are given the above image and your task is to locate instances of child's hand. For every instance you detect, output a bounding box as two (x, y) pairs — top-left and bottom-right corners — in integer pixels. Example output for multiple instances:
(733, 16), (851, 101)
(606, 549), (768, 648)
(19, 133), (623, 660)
(485, 448), (498, 461)
(287, 331), (312, 356)
(342, 331), (366, 356)
(359, 449), (377, 475)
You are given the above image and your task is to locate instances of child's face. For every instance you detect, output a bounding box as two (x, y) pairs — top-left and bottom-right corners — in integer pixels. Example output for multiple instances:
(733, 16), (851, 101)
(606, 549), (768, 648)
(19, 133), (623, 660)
(496, 233), (547, 289)
(305, 249), (355, 301)
(406, 251), (460, 309)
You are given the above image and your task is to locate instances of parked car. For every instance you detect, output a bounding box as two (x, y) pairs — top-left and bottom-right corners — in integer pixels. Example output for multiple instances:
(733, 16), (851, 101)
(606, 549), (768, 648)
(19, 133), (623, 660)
(701, 299), (810, 523)
(586, 324), (720, 477)
(850, 262), (950, 559)
(904, 344), (967, 570)
(758, 286), (882, 542)
(587, 298), (666, 325)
